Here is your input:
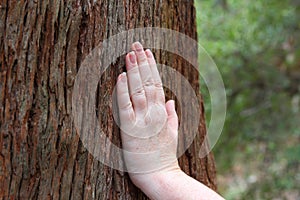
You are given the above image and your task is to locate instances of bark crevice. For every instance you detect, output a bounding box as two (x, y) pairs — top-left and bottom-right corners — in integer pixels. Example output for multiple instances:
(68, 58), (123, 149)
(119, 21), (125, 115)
(0, 0), (216, 199)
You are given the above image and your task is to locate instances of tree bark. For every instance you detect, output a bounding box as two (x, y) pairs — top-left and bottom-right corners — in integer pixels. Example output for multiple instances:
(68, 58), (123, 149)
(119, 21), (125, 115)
(0, 0), (217, 199)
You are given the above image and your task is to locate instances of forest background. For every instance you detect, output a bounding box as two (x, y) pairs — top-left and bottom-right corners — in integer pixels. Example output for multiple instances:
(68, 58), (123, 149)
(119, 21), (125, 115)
(196, 0), (300, 199)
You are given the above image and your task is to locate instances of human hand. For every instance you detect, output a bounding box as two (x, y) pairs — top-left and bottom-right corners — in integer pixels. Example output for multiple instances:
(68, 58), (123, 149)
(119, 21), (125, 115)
(116, 42), (180, 181)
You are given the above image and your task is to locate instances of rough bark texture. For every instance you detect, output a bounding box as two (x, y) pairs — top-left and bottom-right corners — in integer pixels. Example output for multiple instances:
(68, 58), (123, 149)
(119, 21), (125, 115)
(0, 0), (217, 199)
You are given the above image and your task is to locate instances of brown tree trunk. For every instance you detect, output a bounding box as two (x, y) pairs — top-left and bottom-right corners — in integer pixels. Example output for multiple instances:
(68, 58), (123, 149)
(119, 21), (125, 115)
(0, 0), (217, 199)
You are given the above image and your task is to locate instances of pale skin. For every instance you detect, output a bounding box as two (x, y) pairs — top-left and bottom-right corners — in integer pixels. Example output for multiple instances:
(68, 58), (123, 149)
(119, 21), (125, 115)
(116, 42), (224, 200)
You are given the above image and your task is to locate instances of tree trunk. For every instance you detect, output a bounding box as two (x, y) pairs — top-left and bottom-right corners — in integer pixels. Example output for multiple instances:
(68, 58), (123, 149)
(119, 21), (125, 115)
(0, 0), (217, 199)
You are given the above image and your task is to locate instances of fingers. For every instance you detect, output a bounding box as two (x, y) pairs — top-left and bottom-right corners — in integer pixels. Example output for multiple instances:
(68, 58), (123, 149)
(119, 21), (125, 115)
(132, 42), (156, 104)
(117, 73), (135, 123)
(126, 52), (147, 116)
(165, 100), (178, 132)
(145, 49), (165, 104)
(121, 42), (165, 119)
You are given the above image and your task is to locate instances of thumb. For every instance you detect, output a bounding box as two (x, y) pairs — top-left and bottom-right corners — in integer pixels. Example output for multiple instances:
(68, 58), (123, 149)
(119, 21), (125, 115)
(165, 100), (178, 131)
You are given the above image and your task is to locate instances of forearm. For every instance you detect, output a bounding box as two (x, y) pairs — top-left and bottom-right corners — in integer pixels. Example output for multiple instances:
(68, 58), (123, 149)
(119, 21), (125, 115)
(132, 169), (224, 200)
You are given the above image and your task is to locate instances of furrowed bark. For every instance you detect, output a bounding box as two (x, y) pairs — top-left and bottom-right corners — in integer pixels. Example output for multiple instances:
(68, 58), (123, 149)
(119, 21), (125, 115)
(0, 0), (216, 199)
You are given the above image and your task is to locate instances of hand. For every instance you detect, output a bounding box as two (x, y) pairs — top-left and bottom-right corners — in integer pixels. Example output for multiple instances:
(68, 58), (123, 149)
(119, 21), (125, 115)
(116, 42), (180, 178)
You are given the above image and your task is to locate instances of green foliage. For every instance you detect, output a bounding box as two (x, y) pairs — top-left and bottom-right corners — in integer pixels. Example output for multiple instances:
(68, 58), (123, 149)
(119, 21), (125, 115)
(195, 0), (300, 199)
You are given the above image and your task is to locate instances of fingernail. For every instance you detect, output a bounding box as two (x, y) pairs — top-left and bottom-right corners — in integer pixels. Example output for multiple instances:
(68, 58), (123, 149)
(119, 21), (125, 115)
(145, 49), (153, 58)
(133, 42), (143, 52)
(129, 52), (136, 63)
(118, 72), (127, 82)
(118, 74), (123, 82)
(121, 72), (127, 82)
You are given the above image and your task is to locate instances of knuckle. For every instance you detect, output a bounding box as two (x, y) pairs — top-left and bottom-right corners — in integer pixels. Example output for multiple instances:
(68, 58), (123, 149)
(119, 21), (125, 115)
(143, 78), (154, 87)
(154, 82), (163, 88)
(120, 102), (132, 110)
(127, 66), (139, 74)
(132, 86), (145, 97)
(139, 62), (148, 67)
(137, 54), (148, 62)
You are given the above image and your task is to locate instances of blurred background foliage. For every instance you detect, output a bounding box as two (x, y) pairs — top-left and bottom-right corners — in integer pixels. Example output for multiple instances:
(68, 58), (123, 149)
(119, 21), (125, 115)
(195, 0), (300, 199)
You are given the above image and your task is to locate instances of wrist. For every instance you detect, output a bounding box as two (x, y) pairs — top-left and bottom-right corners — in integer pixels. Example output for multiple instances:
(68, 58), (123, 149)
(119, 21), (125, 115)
(129, 167), (224, 200)
(129, 165), (183, 199)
